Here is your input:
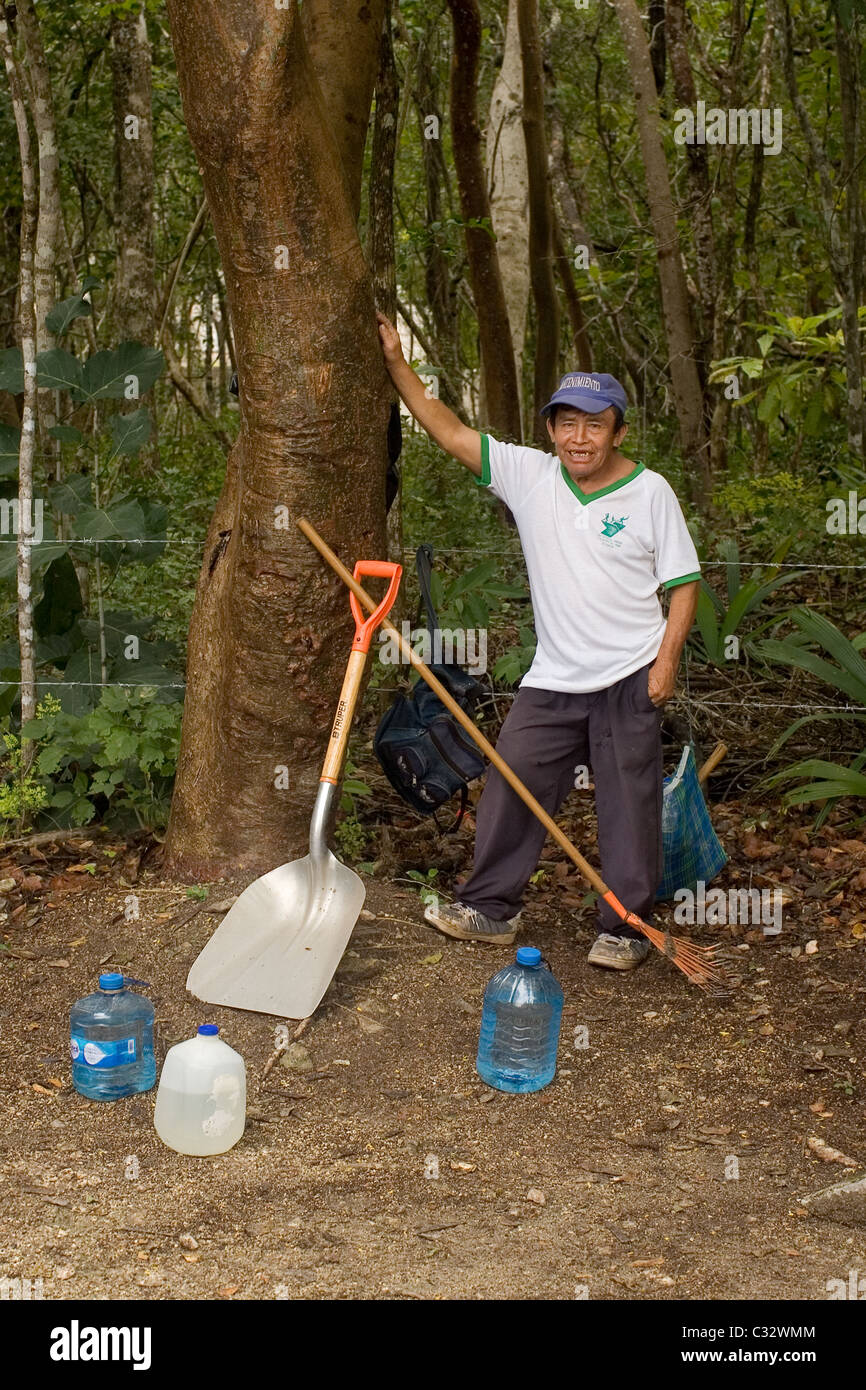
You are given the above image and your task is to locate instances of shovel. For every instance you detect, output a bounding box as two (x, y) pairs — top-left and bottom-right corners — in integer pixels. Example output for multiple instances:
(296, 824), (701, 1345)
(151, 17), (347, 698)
(186, 558), (402, 1019)
(298, 517), (734, 996)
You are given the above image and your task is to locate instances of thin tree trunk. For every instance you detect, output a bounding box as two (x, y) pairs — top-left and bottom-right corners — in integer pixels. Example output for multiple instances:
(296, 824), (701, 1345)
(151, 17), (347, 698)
(774, 0), (864, 461)
(109, 4), (157, 347)
(648, 0), (666, 93)
(611, 0), (709, 501)
(552, 210), (592, 372)
(368, 0), (403, 571)
(164, 0), (391, 876)
(486, 0), (530, 438)
(0, 16), (38, 737)
(666, 1), (716, 371)
(15, 0), (60, 355)
(834, 4), (864, 459)
(15, 0), (63, 503)
(446, 0), (522, 440)
(517, 0), (559, 442)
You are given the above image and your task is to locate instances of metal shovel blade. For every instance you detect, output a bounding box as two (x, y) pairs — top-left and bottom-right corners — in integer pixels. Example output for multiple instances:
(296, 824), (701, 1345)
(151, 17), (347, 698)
(186, 844), (365, 1020)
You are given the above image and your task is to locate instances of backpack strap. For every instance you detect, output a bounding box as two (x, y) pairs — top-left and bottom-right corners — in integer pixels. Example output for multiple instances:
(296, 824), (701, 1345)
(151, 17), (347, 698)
(415, 544), (439, 637)
(431, 783), (469, 836)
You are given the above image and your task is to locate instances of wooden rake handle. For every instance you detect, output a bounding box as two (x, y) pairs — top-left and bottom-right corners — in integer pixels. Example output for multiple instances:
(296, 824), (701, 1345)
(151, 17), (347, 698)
(298, 517), (623, 909)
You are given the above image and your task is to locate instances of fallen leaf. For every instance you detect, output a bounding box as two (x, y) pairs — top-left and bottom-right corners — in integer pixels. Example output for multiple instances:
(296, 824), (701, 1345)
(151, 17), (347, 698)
(450, 1160), (477, 1173)
(218, 1285), (239, 1298)
(421, 952), (442, 965)
(67, 937), (87, 948)
(356, 1014), (384, 1035)
(46, 1077), (63, 1088)
(31, 1084), (54, 1096)
(807, 1135), (858, 1167)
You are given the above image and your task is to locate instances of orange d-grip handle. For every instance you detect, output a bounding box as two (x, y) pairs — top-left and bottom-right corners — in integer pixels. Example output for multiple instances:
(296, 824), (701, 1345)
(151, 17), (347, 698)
(349, 560), (402, 652)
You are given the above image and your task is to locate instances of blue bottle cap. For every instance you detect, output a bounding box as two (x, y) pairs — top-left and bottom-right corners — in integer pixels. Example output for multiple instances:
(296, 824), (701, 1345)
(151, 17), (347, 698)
(98, 972), (124, 991)
(198, 1024), (219, 1035)
(516, 947), (542, 967)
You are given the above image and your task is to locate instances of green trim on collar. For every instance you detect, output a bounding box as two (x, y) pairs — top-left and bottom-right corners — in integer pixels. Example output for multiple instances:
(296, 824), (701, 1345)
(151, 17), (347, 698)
(663, 571), (701, 590)
(475, 434), (491, 487)
(559, 460), (644, 505)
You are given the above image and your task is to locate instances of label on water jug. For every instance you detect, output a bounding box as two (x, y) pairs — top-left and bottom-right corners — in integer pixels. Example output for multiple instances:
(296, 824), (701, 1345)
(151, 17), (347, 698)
(70, 1034), (137, 1068)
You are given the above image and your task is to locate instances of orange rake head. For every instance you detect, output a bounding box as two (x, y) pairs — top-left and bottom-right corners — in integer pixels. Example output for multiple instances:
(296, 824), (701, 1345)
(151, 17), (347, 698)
(605, 894), (737, 997)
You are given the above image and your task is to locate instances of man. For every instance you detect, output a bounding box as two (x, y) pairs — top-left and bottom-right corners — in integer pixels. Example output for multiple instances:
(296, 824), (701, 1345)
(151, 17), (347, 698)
(376, 312), (700, 971)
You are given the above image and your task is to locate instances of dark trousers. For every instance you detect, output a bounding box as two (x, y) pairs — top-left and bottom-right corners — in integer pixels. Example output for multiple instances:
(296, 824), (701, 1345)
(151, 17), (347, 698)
(457, 663), (663, 935)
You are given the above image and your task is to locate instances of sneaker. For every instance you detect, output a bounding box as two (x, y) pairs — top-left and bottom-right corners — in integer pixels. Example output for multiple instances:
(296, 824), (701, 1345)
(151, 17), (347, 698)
(424, 900), (521, 945)
(587, 932), (651, 971)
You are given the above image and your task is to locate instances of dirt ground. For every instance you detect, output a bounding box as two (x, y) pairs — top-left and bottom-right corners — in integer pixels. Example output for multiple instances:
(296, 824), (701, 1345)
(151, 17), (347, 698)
(1, 804), (865, 1303)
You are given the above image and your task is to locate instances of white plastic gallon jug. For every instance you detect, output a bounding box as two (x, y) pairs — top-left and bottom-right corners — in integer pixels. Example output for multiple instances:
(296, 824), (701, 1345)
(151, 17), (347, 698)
(154, 1024), (246, 1155)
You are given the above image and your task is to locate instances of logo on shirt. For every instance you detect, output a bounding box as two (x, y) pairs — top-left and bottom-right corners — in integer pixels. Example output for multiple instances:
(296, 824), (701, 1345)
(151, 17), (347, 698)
(600, 513), (628, 538)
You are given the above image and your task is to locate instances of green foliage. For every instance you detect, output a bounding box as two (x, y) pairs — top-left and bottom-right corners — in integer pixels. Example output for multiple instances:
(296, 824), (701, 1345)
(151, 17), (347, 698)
(493, 625), (537, 687)
(709, 308), (865, 449)
(757, 609), (866, 824)
(20, 687), (182, 830)
(339, 759), (373, 815)
(690, 538), (799, 666)
(334, 813), (368, 863)
(0, 718), (50, 830)
(713, 471), (824, 539)
(405, 866), (439, 907)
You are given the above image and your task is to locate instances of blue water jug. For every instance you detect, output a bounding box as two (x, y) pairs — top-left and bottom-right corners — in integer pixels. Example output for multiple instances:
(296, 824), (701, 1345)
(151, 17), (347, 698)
(70, 973), (156, 1101)
(476, 947), (564, 1093)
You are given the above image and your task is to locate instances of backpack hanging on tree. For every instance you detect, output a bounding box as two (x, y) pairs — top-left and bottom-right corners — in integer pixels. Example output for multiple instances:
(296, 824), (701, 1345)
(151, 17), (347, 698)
(373, 545), (486, 828)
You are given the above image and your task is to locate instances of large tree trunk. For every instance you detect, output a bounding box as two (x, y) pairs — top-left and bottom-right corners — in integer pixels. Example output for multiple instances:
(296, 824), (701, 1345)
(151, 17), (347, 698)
(446, 0), (522, 440)
(108, 4), (157, 347)
(486, 0), (530, 438)
(611, 0), (709, 501)
(163, 0), (391, 877)
(517, 0), (560, 442)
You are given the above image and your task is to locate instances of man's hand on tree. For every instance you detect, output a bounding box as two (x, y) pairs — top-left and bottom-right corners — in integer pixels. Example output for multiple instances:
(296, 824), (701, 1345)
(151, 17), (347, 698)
(648, 653), (677, 706)
(376, 311), (404, 369)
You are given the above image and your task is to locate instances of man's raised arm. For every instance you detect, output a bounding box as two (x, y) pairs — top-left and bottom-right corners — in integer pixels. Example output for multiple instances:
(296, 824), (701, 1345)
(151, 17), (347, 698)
(377, 312), (482, 475)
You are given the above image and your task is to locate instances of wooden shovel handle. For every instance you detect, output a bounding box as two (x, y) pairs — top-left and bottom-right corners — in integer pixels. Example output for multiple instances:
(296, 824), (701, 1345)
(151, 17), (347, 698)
(320, 558), (402, 785)
(298, 517), (611, 898)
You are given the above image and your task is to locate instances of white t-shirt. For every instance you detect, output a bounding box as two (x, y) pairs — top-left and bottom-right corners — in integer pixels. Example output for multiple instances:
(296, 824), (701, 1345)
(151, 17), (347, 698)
(477, 435), (701, 693)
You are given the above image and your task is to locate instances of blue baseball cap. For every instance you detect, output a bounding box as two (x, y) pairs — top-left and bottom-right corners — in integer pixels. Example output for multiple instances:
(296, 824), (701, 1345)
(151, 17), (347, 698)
(541, 371), (629, 420)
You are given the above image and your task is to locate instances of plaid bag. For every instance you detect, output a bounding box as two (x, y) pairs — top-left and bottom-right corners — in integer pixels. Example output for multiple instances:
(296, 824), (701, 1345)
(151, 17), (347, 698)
(656, 744), (727, 901)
